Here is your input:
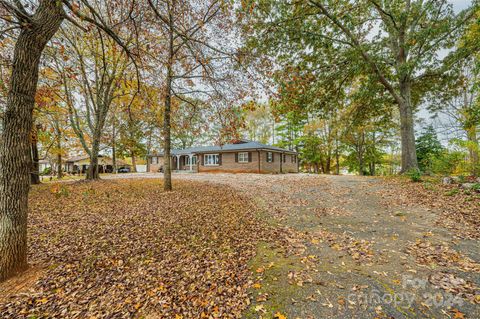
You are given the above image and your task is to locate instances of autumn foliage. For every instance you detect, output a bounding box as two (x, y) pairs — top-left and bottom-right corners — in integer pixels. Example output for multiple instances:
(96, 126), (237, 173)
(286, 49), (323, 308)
(0, 180), (271, 318)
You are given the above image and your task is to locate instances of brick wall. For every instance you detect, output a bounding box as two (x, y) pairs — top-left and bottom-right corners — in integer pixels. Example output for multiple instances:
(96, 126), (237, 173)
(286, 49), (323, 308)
(259, 151), (281, 173)
(281, 153), (299, 173)
(196, 150), (298, 174)
(197, 151), (261, 173)
(148, 156), (165, 173)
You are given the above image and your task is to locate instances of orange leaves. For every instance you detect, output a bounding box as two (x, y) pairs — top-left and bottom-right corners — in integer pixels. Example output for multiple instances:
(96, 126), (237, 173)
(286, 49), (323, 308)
(0, 179), (271, 318)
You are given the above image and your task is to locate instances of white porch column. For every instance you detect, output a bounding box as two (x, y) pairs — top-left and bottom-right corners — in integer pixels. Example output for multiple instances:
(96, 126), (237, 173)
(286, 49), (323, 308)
(189, 154), (193, 171)
(176, 155), (180, 171)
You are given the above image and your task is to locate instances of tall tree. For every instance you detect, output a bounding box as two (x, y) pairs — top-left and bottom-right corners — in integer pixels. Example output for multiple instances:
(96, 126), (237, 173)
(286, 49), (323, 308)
(54, 26), (132, 180)
(429, 60), (479, 176)
(243, 0), (474, 172)
(147, 0), (239, 190)
(0, 0), (135, 281)
(415, 125), (443, 174)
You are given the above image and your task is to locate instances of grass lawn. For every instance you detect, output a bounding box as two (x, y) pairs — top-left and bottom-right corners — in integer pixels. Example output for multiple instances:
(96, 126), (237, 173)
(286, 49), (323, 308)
(0, 179), (270, 318)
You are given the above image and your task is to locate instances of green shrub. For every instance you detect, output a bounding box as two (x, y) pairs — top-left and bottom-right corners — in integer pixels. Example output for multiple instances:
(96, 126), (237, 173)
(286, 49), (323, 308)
(445, 189), (459, 196)
(41, 167), (52, 176)
(406, 168), (421, 182)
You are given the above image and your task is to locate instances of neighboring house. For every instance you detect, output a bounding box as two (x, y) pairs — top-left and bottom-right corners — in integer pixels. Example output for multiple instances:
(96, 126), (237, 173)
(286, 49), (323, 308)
(147, 140), (298, 174)
(64, 155), (130, 174)
(38, 159), (51, 173)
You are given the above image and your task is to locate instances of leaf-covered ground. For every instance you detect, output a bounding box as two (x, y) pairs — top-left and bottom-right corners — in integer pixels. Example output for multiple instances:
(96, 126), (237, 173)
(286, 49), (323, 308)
(1, 173), (479, 318)
(380, 178), (480, 240)
(170, 173), (479, 318)
(0, 179), (274, 318)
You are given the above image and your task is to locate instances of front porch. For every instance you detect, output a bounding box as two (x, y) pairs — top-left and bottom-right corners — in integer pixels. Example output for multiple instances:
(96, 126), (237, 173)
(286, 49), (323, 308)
(171, 154), (197, 172)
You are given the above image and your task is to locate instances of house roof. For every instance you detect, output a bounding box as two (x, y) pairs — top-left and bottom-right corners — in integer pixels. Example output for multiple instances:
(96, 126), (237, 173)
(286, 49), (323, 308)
(65, 155), (90, 163)
(149, 140), (297, 156)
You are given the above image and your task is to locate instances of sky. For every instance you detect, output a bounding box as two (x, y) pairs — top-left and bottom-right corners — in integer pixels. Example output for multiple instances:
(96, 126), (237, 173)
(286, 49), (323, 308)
(451, 0), (472, 11)
(417, 0), (474, 143)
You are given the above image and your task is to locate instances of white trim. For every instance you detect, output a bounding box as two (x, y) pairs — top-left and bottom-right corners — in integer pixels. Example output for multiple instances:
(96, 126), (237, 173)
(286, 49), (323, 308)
(204, 154), (220, 166)
(266, 152), (273, 163)
(238, 152), (249, 163)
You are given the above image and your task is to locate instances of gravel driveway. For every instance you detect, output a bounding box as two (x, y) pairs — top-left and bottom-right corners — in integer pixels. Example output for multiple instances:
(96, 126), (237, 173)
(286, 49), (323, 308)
(106, 173), (480, 319)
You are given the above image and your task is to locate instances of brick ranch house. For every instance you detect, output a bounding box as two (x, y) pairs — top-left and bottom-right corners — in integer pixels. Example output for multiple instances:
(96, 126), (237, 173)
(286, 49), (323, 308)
(147, 140), (299, 174)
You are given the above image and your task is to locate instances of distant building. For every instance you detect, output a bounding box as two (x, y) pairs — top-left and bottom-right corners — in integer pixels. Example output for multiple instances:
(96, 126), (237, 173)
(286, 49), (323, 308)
(147, 140), (298, 174)
(64, 155), (130, 174)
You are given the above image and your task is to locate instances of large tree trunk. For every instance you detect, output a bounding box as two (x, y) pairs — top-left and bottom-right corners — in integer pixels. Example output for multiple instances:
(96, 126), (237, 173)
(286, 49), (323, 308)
(358, 154), (364, 176)
(86, 139), (100, 180)
(398, 82), (419, 173)
(87, 156), (100, 180)
(325, 152), (331, 174)
(30, 126), (40, 185)
(131, 151), (137, 173)
(0, 2), (64, 282)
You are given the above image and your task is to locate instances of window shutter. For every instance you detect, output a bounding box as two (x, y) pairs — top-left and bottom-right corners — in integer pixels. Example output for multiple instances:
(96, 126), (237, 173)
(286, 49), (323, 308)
(235, 152), (238, 162)
(201, 155), (204, 166)
(218, 154), (222, 165)
(248, 152), (252, 162)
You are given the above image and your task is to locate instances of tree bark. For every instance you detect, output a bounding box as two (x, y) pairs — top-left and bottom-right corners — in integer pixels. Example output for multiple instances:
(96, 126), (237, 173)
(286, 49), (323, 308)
(131, 151), (137, 173)
(56, 123), (62, 179)
(398, 81), (419, 173)
(86, 138), (100, 180)
(358, 153), (364, 176)
(0, 1), (64, 282)
(163, 7), (175, 192)
(466, 126), (479, 177)
(112, 119), (117, 174)
(335, 135), (340, 175)
(30, 126), (40, 185)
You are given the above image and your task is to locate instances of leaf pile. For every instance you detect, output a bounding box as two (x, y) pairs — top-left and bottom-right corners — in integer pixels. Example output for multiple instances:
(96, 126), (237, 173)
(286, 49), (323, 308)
(406, 240), (480, 273)
(0, 179), (273, 318)
(380, 179), (480, 239)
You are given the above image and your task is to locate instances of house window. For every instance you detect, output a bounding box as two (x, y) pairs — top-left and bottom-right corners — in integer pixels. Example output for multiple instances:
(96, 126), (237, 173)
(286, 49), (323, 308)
(238, 152), (249, 163)
(266, 152), (273, 163)
(283, 154), (286, 163)
(204, 154), (219, 166)
(185, 156), (197, 165)
(151, 157), (158, 164)
(292, 155), (297, 163)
